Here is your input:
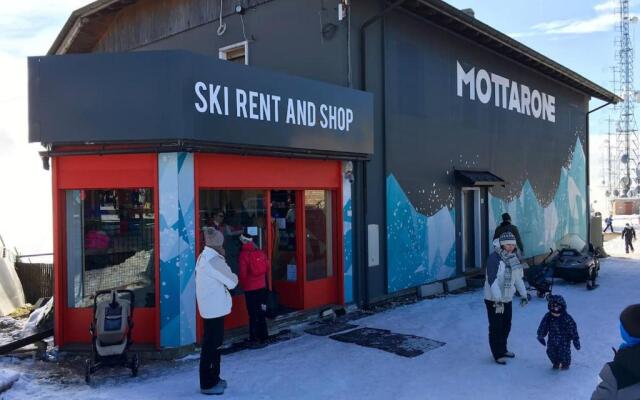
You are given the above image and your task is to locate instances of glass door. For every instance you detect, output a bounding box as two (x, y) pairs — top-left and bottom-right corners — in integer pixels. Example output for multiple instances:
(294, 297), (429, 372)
(270, 190), (303, 310)
(302, 190), (338, 309)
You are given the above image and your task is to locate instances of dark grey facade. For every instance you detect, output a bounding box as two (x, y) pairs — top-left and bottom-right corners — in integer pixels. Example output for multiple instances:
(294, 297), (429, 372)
(42, 0), (616, 306)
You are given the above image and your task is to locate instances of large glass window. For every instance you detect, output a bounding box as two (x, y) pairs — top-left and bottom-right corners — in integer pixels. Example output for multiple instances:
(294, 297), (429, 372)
(65, 189), (155, 308)
(199, 190), (267, 294)
(305, 190), (333, 281)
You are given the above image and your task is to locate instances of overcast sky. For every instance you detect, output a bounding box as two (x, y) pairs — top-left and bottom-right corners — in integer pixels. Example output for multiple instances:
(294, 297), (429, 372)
(0, 0), (634, 254)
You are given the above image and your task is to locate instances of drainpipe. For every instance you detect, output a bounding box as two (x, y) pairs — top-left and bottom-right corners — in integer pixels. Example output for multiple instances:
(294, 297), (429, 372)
(586, 101), (613, 245)
(357, 0), (407, 306)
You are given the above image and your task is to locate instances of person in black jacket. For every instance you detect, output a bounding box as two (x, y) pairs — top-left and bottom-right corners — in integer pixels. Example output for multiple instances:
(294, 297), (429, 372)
(537, 295), (580, 370)
(621, 223), (636, 253)
(591, 304), (640, 400)
(493, 213), (525, 256)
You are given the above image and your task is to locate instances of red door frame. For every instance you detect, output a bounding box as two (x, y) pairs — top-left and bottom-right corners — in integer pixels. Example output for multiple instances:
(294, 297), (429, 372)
(52, 154), (160, 348)
(194, 153), (344, 340)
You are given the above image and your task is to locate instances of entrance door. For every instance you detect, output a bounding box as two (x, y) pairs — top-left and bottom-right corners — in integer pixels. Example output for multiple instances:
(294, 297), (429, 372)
(461, 188), (482, 271)
(270, 189), (338, 310)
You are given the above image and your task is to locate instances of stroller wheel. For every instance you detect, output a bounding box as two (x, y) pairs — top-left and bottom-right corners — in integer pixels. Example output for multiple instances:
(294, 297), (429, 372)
(537, 290), (545, 298)
(131, 353), (139, 377)
(85, 359), (92, 384)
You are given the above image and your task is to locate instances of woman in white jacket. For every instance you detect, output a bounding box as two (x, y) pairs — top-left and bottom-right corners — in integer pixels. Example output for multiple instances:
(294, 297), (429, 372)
(484, 231), (528, 365)
(196, 227), (238, 395)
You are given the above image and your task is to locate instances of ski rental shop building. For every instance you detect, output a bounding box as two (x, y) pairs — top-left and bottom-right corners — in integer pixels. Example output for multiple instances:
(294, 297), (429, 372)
(29, 0), (618, 350)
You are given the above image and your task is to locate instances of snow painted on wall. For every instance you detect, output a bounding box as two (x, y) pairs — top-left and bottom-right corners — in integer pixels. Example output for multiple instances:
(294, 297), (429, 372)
(489, 139), (587, 256)
(387, 174), (457, 293)
(342, 168), (353, 304)
(159, 153), (196, 348)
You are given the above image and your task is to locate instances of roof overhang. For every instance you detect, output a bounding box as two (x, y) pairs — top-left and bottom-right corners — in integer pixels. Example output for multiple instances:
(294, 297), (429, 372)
(454, 170), (506, 187)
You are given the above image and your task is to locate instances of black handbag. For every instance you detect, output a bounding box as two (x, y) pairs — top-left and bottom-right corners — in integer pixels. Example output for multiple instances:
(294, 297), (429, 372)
(264, 275), (279, 319)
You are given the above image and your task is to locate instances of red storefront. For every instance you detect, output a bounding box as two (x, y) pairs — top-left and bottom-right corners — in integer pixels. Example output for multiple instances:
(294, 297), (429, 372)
(31, 51), (372, 349)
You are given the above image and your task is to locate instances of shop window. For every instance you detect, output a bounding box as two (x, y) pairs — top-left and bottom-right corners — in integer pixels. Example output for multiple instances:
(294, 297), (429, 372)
(219, 41), (249, 65)
(199, 189), (266, 293)
(305, 190), (333, 281)
(65, 189), (155, 308)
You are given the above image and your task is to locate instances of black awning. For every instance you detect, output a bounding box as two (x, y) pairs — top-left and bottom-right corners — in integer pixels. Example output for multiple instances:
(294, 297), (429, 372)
(454, 170), (505, 187)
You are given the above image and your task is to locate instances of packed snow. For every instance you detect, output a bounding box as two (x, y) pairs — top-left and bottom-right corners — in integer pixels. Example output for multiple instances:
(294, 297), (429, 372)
(1, 239), (638, 399)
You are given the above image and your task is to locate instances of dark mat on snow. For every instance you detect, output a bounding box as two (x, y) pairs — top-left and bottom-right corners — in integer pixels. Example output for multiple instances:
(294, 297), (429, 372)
(221, 329), (301, 355)
(329, 327), (445, 358)
(304, 321), (358, 336)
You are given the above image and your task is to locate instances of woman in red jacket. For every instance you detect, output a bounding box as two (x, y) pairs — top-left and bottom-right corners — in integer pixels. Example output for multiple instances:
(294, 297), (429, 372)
(238, 230), (269, 348)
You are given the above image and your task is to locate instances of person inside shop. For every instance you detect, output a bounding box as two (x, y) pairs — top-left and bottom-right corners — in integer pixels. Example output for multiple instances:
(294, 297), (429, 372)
(195, 227), (238, 396)
(238, 228), (270, 349)
(493, 213), (525, 256)
(484, 231), (529, 365)
(621, 223), (636, 253)
(212, 210), (227, 233)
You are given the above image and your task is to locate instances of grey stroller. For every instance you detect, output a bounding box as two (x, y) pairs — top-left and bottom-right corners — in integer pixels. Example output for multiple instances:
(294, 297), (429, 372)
(85, 289), (139, 383)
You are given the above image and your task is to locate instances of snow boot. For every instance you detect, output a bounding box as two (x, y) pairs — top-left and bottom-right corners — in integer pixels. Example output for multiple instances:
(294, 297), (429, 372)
(503, 351), (515, 358)
(587, 283), (599, 291)
(494, 357), (507, 365)
(560, 364), (570, 370)
(552, 363), (559, 370)
(201, 381), (226, 395)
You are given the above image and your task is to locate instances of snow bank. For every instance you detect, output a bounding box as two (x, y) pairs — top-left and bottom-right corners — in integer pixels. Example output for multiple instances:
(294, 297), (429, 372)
(0, 370), (19, 394)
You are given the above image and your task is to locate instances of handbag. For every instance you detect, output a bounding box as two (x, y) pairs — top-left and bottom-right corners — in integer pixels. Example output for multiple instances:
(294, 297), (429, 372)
(264, 274), (279, 319)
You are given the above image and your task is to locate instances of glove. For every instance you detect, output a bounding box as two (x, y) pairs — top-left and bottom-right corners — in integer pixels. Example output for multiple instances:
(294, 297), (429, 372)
(537, 336), (546, 346)
(574, 340), (580, 350)
(520, 297), (529, 307)
(494, 302), (505, 314)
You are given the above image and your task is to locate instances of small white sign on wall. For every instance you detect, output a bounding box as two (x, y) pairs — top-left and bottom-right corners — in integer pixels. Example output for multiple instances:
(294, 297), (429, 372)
(368, 224), (380, 267)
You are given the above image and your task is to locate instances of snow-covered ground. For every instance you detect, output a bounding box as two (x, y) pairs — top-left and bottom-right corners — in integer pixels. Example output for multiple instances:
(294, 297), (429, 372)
(1, 240), (638, 399)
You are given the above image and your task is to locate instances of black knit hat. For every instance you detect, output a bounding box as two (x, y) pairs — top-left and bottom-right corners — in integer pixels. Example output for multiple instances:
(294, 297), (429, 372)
(620, 304), (640, 337)
(502, 213), (511, 222)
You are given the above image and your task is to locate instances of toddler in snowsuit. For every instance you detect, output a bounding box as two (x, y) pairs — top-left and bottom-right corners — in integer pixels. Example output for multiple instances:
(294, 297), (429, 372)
(537, 295), (580, 369)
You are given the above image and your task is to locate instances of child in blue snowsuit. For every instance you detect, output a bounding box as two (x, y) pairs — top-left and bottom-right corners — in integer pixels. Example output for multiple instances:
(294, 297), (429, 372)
(537, 295), (580, 369)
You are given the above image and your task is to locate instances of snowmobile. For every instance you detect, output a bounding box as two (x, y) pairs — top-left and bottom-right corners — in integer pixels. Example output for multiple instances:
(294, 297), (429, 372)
(85, 289), (139, 384)
(552, 234), (600, 289)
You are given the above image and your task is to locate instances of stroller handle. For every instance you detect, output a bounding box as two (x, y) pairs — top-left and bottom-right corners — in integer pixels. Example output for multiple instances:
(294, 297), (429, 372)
(92, 289), (135, 320)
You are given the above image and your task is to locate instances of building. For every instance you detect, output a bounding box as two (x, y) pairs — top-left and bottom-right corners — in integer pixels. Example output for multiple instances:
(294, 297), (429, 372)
(29, 0), (618, 350)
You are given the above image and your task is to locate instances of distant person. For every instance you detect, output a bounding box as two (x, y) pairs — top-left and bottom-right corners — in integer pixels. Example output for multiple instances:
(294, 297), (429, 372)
(196, 228), (238, 396)
(591, 304), (640, 399)
(484, 231), (529, 365)
(621, 223), (636, 253)
(536, 295), (580, 370)
(603, 214), (615, 233)
(493, 213), (525, 256)
(238, 229), (269, 349)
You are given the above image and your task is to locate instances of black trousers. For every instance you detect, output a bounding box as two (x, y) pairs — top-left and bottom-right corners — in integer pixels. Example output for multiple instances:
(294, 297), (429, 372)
(485, 300), (513, 360)
(245, 288), (269, 341)
(625, 239), (634, 253)
(200, 316), (225, 390)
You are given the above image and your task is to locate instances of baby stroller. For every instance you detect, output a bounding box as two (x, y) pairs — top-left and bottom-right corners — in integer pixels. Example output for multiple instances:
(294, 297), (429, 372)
(524, 249), (555, 298)
(85, 289), (139, 383)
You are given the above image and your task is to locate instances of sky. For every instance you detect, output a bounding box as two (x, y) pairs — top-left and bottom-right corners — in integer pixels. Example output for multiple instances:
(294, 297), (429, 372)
(0, 0), (635, 254)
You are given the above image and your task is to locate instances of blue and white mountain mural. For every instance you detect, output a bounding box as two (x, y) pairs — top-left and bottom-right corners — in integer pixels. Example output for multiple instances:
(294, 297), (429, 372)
(387, 174), (457, 293)
(489, 138), (587, 257)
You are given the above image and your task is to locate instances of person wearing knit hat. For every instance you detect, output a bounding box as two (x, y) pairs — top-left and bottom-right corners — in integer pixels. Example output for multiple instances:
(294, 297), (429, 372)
(493, 212), (525, 256)
(536, 295), (580, 370)
(484, 231), (529, 365)
(592, 304), (640, 400)
(195, 226), (238, 395)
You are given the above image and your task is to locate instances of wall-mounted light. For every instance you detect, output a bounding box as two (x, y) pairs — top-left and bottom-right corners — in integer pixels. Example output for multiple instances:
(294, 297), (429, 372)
(235, 4), (245, 14)
(41, 155), (50, 171)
